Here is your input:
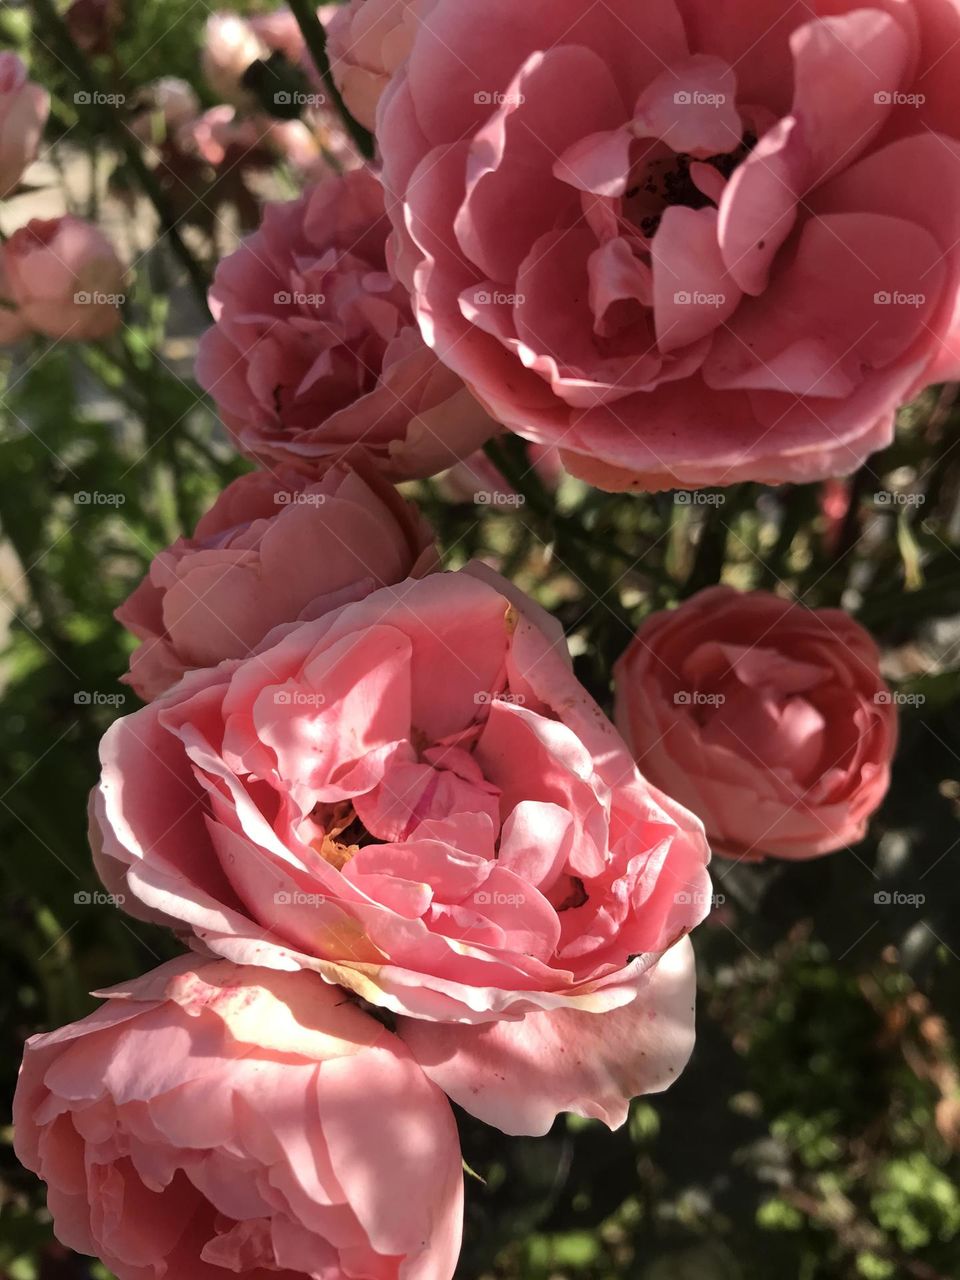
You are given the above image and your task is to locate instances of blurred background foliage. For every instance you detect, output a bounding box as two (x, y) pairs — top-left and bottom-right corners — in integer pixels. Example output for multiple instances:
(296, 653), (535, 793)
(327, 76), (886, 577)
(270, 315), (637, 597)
(1, 2), (959, 1279)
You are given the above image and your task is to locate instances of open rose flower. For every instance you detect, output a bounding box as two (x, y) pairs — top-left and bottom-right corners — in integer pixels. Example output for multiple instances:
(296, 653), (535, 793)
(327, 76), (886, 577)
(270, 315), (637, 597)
(1, 216), (125, 341)
(0, 53), (49, 198)
(328, 0), (421, 132)
(196, 167), (496, 481)
(379, 0), (960, 491)
(14, 957), (463, 1280)
(91, 567), (711, 1135)
(116, 460), (438, 702)
(615, 586), (898, 860)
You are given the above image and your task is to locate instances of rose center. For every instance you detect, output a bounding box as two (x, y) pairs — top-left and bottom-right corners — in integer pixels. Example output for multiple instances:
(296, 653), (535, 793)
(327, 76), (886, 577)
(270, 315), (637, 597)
(627, 131), (757, 239)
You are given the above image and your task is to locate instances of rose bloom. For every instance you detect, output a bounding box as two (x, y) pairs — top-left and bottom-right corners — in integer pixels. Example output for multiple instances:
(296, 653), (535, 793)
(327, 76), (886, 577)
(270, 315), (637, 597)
(2, 216), (125, 341)
(328, 0), (422, 132)
(0, 52), (49, 198)
(379, 0), (960, 491)
(116, 460), (439, 702)
(196, 167), (495, 481)
(615, 586), (898, 860)
(91, 567), (711, 1135)
(14, 957), (463, 1280)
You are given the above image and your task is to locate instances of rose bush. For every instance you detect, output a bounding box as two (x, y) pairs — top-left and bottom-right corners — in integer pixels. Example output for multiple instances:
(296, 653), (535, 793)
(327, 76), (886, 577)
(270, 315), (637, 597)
(14, 956), (463, 1280)
(196, 166), (495, 480)
(379, 0), (960, 490)
(116, 460), (438, 701)
(91, 567), (711, 1134)
(615, 586), (898, 860)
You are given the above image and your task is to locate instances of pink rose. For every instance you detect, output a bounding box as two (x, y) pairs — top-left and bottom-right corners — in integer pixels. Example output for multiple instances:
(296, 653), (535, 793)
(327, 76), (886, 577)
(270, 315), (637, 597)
(116, 460), (439, 702)
(196, 167), (495, 481)
(614, 586), (898, 860)
(0, 53), (49, 198)
(328, 0), (422, 132)
(91, 567), (711, 1135)
(2, 216), (125, 341)
(379, 0), (960, 491)
(14, 957), (463, 1280)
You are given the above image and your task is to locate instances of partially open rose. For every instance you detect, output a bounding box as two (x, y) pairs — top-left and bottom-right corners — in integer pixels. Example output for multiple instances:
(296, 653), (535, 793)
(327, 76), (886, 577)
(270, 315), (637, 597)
(615, 586), (898, 860)
(91, 567), (711, 1135)
(196, 166), (496, 481)
(380, 0), (960, 490)
(15, 957), (463, 1279)
(116, 460), (438, 702)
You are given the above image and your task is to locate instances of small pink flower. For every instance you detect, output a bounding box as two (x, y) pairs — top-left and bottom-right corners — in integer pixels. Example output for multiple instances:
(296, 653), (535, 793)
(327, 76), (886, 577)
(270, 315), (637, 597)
(14, 957), (464, 1279)
(91, 566), (711, 1136)
(0, 53), (49, 198)
(615, 586), (899, 860)
(2, 216), (125, 341)
(116, 460), (439, 701)
(196, 167), (496, 481)
(379, 0), (960, 491)
(328, 0), (422, 131)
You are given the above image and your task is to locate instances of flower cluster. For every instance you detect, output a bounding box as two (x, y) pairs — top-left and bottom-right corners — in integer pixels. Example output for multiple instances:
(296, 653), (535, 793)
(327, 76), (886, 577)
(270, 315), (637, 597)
(11, 3), (919, 1277)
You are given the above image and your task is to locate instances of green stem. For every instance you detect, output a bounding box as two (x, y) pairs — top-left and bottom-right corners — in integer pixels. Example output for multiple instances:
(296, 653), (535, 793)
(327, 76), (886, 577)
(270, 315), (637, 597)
(30, 0), (212, 313)
(287, 0), (375, 160)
